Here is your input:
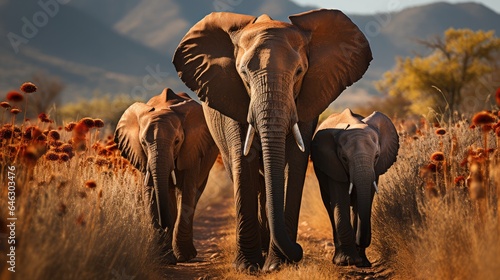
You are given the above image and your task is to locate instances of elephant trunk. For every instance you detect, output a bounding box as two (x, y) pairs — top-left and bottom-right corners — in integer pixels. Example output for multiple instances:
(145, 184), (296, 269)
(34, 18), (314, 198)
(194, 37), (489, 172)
(350, 156), (376, 249)
(253, 91), (303, 263)
(148, 143), (175, 231)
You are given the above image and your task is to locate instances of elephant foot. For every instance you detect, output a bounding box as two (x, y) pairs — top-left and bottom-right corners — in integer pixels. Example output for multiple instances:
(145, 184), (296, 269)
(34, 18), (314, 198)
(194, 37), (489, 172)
(159, 248), (177, 265)
(233, 251), (263, 274)
(157, 229), (176, 265)
(262, 258), (285, 273)
(356, 247), (372, 268)
(174, 241), (197, 262)
(262, 245), (291, 273)
(232, 261), (260, 275)
(333, 246), (362, 266)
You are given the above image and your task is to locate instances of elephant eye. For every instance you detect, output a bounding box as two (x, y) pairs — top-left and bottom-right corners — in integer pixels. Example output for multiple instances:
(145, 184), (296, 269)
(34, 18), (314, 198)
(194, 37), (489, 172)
(174, 138), (180, 145)
(374, 154), (380, 163)
(295, 67), (303, 77)
(240, 68), (248, 78)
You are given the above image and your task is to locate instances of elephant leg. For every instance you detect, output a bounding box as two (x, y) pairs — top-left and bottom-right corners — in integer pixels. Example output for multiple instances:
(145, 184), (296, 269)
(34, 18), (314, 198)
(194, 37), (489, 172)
(314, 169), (337, 244)
(231, 145), (264, 272)
(330, 180), (362, 266)
(173, 170), (199, 262)
(195, 146), (218, 206)
(207, 113), (264, 272)
(263, 121), (313, 272)
(206, 111), (264, 272)
(143, 171), (177, 264)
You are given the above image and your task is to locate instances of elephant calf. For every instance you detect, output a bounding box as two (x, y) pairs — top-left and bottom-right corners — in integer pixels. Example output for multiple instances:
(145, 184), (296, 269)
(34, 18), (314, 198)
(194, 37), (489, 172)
(311, 109), (399, 267)
(114, 88), (219, 264)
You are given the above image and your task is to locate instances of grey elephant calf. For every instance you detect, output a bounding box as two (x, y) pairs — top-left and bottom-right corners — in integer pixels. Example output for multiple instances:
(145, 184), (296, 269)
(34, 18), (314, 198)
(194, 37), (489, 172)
(311, 109), (399, 267)
(114, 88), (219, 264)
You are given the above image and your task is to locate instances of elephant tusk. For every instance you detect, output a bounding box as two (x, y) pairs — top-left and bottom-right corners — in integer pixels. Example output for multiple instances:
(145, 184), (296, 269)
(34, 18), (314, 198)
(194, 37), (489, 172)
(373, 181), (379, 193)
(243, 124), (255, 156)
(144, 170), (150, 186)
(171, 170), (177, 186)
(349, 182), (353, 195)
(292, 123), (305, 153)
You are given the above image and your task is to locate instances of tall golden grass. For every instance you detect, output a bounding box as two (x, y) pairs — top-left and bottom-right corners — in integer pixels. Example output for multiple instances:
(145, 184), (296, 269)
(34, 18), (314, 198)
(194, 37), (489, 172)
(0, 83), (163, 279)
(373, 110), (500, 279)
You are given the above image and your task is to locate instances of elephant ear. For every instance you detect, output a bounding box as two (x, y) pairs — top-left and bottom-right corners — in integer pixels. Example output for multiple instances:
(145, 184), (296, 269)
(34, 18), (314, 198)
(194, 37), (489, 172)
(289, 9), (372, 122)
(114, 102), (153, 173)
(173, 12), (256, 123)
(312, 129), (348, 183)
(363, 112), (399, 176)
(169, 99), (213, 171)
(146, 88), (188, 109)
(317, 108), (364, 131)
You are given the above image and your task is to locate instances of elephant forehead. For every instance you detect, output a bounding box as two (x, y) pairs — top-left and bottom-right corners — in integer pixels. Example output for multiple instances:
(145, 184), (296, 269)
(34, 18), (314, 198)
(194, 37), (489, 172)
(239, 23), (306, 47)
(147, 110), (181, 127)
(334, 123), (367, 130)
(338, 129), (379, 149)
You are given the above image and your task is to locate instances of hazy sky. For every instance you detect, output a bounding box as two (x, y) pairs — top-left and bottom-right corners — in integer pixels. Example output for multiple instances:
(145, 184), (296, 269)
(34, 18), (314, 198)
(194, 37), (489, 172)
(292, 0), (500, 14)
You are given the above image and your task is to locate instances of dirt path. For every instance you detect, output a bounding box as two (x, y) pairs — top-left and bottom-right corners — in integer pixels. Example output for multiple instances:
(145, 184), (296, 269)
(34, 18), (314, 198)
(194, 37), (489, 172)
(161, 163), (393, 279)
(161, 192), (233, 279)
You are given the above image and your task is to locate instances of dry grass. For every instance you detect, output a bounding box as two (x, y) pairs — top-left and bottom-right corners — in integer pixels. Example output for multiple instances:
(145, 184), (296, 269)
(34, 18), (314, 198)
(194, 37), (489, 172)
(373, 112), (500, 279)
(0, 82), (163, 279)
(0, 158), (163, 280)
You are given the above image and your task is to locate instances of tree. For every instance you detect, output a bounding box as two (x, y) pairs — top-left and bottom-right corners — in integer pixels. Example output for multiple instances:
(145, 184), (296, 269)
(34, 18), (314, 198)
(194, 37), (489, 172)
(29, 72), (64, 115)
(376, 28), (500, 118)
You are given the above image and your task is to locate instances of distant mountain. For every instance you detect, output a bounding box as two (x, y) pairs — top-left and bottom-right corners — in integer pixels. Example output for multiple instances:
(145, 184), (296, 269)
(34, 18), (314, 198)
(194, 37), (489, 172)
(0, 1), (499, 106)
(70, 0), (313, 55)
(0, 0), (179, 101)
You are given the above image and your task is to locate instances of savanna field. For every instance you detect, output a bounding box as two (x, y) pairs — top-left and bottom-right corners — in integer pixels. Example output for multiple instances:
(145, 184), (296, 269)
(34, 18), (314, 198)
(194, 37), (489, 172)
(0, 82), (499, 280)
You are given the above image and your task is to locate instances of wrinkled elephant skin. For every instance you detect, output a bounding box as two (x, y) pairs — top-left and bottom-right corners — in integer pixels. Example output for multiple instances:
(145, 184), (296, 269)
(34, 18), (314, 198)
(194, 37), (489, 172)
(115, 88), (219, 264)
(311, 109), (399, 267)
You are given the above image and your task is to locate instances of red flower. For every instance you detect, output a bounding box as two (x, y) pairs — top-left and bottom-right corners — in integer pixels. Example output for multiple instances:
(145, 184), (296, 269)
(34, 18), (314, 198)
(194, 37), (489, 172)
(45, 151), (59, 161)
(79, 117), (95, 129)
(6, 91), (23, 102)
(472, 111), (496, 126)
(435, 128), (446, 136)
(60, 143), (73, 154)
(47, 130), (60, 141)
(10, 108), (21, 115)
(93, 119), (104, 128)
(20, 82), (37, 93)
(85, 180), (97, 189)
(38, 113), (52, 123)
(59, 153), (70, 162)
(64, 122), (77, 132)
(0, 102), (11, 109)
(430, 152), (445, 162)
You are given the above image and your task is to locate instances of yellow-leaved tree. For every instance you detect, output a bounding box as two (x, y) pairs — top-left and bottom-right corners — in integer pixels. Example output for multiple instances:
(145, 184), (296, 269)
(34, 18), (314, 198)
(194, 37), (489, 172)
(376, 28), (500, 118)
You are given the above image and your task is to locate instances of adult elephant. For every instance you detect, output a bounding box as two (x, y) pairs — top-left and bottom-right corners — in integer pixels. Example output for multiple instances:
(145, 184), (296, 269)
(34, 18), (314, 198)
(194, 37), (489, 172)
(114, 88), (219, 264)
(311, 109), (399, 267)
(173, 9), (372, 272)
